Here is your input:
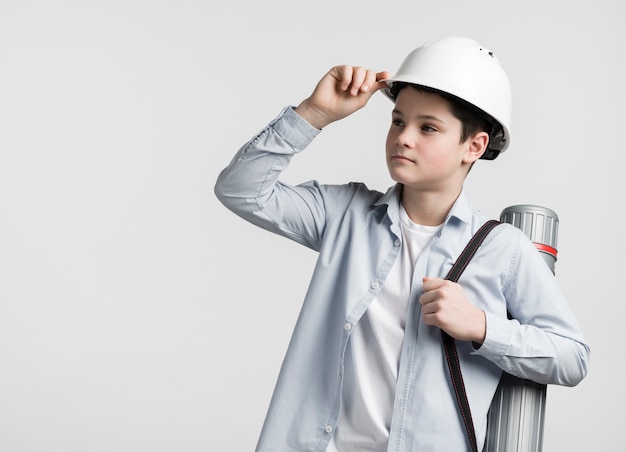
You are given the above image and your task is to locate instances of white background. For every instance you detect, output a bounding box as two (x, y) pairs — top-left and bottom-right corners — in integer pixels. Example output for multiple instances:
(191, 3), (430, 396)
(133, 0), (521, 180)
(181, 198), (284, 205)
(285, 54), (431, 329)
(0, 1), (623, 450)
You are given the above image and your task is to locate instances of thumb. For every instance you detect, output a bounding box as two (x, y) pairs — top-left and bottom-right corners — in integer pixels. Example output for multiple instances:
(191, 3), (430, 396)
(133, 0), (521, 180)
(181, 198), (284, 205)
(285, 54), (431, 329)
(373, 71), (391, 91)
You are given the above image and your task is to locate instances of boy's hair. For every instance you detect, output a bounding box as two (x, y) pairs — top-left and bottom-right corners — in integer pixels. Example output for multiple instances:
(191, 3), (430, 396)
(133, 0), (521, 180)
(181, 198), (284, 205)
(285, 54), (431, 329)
(389, 82), (495, 146)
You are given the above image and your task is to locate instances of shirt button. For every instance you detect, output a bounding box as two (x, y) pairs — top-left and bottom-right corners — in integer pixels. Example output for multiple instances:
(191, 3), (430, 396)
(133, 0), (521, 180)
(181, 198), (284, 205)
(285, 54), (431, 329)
(325, 425), (334, 433)
(394, 239), (401, 246)
(371, 281), (380, 290)
(344, 323), (352, 331)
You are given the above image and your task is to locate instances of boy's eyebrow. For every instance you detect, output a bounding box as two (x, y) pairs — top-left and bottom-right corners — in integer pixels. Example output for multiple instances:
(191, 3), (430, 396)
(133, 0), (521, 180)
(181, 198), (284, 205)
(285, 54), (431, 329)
(391, 108), (444, 123)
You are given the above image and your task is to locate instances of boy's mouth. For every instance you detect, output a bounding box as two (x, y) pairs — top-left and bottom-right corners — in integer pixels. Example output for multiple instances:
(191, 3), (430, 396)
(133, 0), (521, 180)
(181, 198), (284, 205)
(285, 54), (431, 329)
(392, 154), (414, 163)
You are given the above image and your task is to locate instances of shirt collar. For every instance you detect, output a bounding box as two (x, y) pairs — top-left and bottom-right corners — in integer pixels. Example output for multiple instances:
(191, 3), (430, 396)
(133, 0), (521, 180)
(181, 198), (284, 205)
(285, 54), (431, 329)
(373, 184), (402, 236)
(445, 189), (473, 226)
(375, 184), (473, 229)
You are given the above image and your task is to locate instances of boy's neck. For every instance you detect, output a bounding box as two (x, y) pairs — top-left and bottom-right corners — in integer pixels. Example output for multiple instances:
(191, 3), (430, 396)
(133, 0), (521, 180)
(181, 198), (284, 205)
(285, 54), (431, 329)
(400, 185), (462, 226)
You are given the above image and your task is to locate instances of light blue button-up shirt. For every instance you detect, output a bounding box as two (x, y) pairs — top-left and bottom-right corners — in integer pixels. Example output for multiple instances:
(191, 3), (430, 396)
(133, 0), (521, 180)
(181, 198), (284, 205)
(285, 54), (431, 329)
(214, 106), (590, 452)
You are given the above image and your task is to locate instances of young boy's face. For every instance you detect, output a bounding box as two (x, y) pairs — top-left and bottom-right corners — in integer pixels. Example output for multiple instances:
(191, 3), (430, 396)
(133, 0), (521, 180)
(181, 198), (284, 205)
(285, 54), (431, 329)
(385, 86), (476, 192)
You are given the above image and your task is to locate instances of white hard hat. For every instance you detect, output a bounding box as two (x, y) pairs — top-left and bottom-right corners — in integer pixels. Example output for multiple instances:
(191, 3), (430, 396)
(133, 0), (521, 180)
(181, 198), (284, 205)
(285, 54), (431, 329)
(382, 36), (512, 159)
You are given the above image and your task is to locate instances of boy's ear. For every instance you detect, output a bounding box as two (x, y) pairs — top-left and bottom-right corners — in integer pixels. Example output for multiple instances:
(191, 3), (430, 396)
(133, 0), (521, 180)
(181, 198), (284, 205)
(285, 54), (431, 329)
(463, 131), (490, 163)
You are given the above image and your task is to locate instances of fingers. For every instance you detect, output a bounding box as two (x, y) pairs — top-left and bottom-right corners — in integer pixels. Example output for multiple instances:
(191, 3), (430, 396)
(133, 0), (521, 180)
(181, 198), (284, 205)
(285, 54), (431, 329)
(350, 66), (368, 95)
(335, 66), (388, 96)
(421, 277), (444, 295)
(296, 65), (389, 129)
(419, 278), (454, 309)
(376, 70), (391, 82)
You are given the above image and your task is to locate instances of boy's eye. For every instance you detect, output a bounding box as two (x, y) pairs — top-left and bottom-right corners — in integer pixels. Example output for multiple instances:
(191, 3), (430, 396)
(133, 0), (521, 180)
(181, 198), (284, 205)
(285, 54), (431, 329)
(391, 118), (404, 127)
(421, 124), (437, 132)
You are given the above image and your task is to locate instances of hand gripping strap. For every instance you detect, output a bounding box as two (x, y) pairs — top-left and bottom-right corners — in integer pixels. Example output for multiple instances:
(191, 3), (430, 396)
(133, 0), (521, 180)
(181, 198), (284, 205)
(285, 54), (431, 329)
(441, 219), (501, 452)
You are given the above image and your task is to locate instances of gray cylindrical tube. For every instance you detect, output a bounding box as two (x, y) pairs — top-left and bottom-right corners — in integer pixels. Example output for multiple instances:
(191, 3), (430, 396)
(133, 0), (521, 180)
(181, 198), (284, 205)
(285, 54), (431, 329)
(484, 205), (559, 452)
(499, 205), (559, 274)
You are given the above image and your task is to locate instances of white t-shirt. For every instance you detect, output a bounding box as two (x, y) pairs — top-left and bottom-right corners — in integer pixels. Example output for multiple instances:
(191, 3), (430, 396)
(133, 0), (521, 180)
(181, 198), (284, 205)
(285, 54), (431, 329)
(326, 208), (442, 452)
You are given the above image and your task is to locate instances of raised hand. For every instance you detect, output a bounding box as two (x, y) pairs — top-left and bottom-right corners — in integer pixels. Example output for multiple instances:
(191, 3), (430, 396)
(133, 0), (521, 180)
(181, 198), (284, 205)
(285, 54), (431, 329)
(295, 65), (390, 130)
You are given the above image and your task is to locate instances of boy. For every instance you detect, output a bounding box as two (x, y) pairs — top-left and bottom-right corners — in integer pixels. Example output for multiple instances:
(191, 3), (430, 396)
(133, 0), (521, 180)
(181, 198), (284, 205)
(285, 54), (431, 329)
(214, 36), (589, 452)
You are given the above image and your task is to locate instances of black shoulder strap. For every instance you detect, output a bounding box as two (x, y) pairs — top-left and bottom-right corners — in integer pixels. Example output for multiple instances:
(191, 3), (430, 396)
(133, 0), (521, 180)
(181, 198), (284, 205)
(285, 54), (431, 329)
(442, 219), (501, 452)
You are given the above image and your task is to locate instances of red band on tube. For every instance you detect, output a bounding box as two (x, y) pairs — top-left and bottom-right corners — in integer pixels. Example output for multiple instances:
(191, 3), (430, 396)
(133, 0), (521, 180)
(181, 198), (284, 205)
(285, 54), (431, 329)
(534, 242), (558, 257)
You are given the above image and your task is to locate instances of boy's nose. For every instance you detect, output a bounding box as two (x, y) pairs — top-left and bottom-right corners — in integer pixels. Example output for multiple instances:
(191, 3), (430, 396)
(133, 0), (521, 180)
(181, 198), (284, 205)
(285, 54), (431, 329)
(396, 129), (417, 148)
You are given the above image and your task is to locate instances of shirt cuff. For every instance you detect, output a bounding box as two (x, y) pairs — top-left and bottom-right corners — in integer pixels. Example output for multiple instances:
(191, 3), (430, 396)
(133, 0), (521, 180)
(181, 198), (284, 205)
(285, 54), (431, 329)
(270, 106), (321, 152)
(472, 310), (511, 362)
